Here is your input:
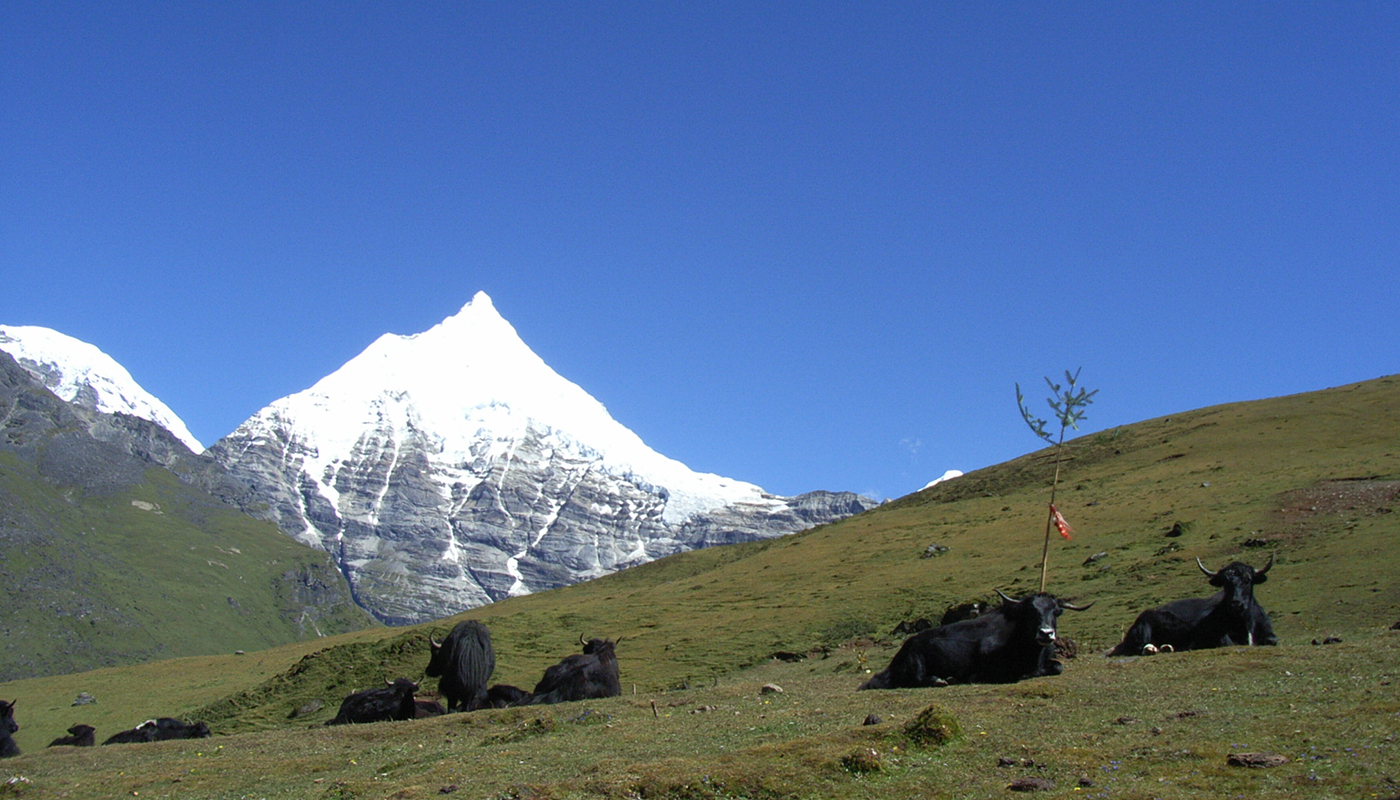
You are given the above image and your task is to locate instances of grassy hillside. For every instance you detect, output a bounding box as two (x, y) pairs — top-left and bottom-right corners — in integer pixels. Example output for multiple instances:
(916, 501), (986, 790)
(0, 461), (374, 679)
(1, 375), (1397, 798)
(0, 349), (375, 680)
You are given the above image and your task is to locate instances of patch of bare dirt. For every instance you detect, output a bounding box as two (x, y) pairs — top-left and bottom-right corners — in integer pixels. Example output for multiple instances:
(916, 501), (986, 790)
(1277, 479), (1400, 521)
(1262, 479), (1399, 543)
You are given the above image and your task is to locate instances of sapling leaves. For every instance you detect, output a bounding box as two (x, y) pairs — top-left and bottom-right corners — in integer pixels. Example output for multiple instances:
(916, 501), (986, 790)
(1017, 368), (1099, 592)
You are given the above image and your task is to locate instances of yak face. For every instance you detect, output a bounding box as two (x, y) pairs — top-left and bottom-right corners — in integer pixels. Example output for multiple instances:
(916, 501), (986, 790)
(1030, 596), (1062, 647)
(426, 639), (445, 676)
(997, 591), (1093, 648)
(1200, 554), (1272, 614)
(425, 634), (453, 678)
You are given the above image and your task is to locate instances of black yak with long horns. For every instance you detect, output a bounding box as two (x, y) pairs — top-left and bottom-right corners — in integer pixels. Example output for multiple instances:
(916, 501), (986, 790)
(1110, 554), (1277, 655)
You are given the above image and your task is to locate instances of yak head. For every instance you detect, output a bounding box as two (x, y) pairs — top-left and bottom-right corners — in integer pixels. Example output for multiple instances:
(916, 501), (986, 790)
(385, 677), (421, 695)
(1198, 552), (1273, 612)
(0, 700), (15, 735)
(997, 591), (1094, 647)
(579, 634), (621, 657)
(425, 632), (448, 677)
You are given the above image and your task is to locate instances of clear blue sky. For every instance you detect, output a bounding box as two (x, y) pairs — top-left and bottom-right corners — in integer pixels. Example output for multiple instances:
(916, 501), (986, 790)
(3, 3), (1397, 501)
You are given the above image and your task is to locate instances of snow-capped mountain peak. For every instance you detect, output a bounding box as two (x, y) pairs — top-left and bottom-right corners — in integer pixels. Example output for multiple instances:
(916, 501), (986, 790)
(248, 291), (765, 525)
(211, 292), (877, 623)
(924, 469), (964, 490)
(0, 325), (203, 452)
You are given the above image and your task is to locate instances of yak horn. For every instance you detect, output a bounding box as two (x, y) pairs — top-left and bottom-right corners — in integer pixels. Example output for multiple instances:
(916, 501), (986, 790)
(1060, 600), (1095, 612)
(385, 679), (396, 687)
(1257, 551), (1275, 576)
(429, 634), (441, 649)
(579, 633), (589, 647)
(995, 589), (1019, 604)
(1196, 557), (1217, 578)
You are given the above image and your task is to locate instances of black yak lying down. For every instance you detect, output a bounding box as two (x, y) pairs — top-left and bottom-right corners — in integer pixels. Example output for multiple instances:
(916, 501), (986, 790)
(103, 718), (210, 745)
(861, 591), (1092, 689)
(1110, 554), (1277, 656)
(49, 724), (96, 747)
(326, 678), (420, 726)
(528, 636), (622, 705)
(486, 684), (532, 708)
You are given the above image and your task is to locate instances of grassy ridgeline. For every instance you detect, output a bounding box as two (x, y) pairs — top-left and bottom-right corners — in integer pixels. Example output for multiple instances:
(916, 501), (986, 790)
(2, 374), (1398, 798)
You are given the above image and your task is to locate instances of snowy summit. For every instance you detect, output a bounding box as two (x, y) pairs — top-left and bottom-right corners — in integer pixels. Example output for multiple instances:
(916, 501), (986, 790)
(238, 291), (770, 526)
(924, 469), (964, 490)
(211, 291), (877, 623)
(0, 324), (203, 453)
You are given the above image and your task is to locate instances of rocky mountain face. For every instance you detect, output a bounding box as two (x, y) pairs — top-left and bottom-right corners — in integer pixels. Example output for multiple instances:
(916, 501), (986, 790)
(0, 350), (373, 679)
(209, 293), (878, 625)
(0, 324), (203, 452)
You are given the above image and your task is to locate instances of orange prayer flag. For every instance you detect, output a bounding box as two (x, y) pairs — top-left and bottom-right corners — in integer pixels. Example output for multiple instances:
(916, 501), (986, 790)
(1050, 504), (1073, 540)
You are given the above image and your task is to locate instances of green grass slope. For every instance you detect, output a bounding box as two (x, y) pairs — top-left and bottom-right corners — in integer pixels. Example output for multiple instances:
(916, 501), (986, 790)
(3, 635), (1396, 799)
(0, 461), (374, 680)
(0, 349), (375, 680)
(2, 375), (1397, 798)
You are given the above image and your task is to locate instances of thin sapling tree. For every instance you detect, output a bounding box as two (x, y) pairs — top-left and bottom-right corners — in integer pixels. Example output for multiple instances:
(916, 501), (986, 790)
(1017, 368), (1098, 593)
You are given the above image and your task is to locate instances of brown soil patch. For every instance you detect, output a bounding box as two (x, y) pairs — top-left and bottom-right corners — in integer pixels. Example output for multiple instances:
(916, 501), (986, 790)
(1266, 479), (1400, 543)
(1276, 479), (1400, 524)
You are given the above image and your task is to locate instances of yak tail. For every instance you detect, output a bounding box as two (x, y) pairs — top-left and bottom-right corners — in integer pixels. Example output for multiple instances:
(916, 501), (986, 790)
(458, 623), (497, 692)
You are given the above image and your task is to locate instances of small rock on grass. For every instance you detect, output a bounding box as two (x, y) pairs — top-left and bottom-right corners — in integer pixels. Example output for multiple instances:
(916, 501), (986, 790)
(1227, 752), (1288, 768)
(1008, 777), (1055, 792)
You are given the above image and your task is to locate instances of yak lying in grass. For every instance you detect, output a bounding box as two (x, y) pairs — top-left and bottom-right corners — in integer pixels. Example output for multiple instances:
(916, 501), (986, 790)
(528, 636), (622, 705)
(326, 678), (420, 726)
(1110, 554), (1277, 656)
(486, 684), (532, 708)
(103, 718), (210, 745)
(48, 724), (96, 747)
(413, 699), (447, 718)
(860, 591), (1092, 689)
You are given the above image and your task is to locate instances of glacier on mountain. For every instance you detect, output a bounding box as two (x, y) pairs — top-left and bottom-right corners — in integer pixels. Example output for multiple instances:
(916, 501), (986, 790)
(209, 292), (877, 624)
(0, 325), (203, 453)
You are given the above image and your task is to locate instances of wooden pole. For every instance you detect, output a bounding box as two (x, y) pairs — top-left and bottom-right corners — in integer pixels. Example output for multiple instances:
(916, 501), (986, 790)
(1037, 425), (1068, 594)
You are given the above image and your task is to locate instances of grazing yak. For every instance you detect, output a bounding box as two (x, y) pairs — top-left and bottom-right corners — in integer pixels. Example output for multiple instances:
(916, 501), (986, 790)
(103, 718), (210, 745)
(425, 619), (496, 712)
(860, 592), (1093, 690)
(528, 636), (622, 705)
(48, 724), (97, 747)
(0, 700), (19, 758)
(1110, 554), (1277, 656)
(326, 678), (420, 726)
